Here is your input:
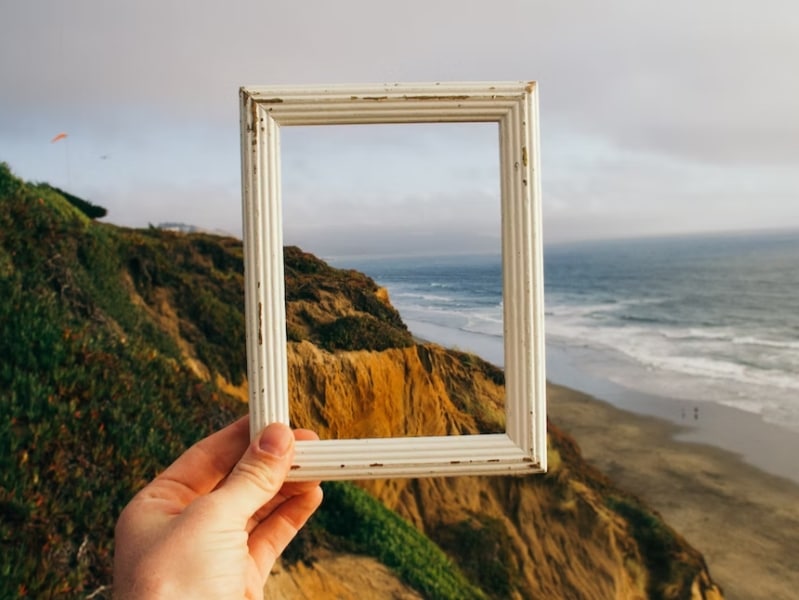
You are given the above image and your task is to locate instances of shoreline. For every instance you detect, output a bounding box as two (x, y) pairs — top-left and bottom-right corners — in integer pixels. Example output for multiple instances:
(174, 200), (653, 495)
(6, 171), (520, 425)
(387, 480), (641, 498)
(547, 381), (799, 600)
(546, 342), (799, 485)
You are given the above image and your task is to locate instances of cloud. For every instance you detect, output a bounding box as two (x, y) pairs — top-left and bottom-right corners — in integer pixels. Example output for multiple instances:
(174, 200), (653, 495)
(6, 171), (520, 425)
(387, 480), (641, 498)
(542, 139), (799, 242)
(2, 0), (798, 245)
(532, 1), (799, 165)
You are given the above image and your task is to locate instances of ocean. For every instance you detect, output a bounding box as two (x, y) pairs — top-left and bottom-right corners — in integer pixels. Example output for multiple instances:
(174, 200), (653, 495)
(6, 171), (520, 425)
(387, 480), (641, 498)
(333, 230), (799, 434)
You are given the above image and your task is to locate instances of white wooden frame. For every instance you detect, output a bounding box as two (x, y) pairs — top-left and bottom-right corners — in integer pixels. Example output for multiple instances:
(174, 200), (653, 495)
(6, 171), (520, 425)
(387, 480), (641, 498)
(240, 82), (546, 480)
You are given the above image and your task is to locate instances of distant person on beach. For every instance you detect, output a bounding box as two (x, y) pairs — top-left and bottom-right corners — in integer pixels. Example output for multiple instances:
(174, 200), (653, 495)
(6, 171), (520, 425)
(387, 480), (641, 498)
(113, 418), (323, 599)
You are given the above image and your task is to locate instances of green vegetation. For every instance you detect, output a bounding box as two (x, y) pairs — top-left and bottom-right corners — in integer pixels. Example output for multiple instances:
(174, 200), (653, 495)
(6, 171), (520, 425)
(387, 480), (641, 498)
(124, 227), (247, 384)
(0, 165), (483, 598)
(37, 183), (108, 219)
(315, 482), (486, 600)
(0, 163), (242, 597)
(284, 245), (414, 351)
(317, 314), (414, 352)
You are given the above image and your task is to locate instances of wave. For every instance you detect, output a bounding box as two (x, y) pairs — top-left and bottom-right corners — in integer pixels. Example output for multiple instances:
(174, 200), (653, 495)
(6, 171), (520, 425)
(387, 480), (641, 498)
(399, 306), (503, 338)
(732, 336), (799, 350)
(462, 312), (503, 338)
(655, 328), (799, 350)
(617, 314), (669, 325)
(394, 291), (456, 304)
(658, 328), (733, 342)
(643, 353), (799, 392)
(549, 328), (799, 395)
(545, 305), (799, 395)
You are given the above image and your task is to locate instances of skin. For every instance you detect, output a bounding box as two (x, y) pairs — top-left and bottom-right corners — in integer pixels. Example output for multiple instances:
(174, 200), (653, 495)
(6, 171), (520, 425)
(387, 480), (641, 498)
(113, 418), (323, 600)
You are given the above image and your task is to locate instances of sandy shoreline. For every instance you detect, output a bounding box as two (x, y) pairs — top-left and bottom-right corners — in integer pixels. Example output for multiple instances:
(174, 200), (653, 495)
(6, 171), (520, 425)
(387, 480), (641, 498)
(546, 342), (799, 484)
(409, 326), (799, 483)
(547, 381), (799, 600)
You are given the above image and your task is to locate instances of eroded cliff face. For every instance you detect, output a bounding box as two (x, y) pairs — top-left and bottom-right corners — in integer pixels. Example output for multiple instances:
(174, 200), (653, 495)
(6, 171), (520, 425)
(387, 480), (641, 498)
(288, 341), (503, 439)
(284, 340), (724, 600)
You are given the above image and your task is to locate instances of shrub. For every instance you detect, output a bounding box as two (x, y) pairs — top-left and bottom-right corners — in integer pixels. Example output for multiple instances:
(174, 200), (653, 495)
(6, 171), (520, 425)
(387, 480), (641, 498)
(317, 315), (414, 352)
(38, 184), (108, 219)
(315, 482), (486, 600)
(0, 162), (22, 197)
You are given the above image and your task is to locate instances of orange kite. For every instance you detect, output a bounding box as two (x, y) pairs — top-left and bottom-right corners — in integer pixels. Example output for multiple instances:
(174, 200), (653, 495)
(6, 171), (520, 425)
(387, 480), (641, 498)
(50, 132), (68, 143)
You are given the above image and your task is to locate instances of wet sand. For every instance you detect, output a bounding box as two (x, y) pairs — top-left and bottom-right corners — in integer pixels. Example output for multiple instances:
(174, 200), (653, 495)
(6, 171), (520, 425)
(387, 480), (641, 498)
(547, 382), (799, 600)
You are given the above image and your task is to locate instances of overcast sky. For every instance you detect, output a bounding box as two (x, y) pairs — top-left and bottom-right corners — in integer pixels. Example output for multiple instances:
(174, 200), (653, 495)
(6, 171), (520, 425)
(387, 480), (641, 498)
(1, 0), (798, 255)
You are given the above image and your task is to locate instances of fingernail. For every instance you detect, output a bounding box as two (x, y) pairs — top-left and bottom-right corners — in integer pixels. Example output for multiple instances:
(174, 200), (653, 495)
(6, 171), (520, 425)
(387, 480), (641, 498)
(258, 423), (292, 456)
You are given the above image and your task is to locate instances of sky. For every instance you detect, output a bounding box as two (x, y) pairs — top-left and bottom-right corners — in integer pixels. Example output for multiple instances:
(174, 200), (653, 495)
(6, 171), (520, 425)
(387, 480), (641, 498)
(1, 0), (798, 255)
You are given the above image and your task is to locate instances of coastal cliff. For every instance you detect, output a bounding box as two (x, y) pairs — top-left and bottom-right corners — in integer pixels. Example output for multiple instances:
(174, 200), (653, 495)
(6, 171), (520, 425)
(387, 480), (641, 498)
(0, 165), (723, 598)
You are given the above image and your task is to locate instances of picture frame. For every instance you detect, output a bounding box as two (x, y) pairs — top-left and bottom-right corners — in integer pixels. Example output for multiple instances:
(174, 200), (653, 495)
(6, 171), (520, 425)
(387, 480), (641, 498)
(239, 81), (546, 480)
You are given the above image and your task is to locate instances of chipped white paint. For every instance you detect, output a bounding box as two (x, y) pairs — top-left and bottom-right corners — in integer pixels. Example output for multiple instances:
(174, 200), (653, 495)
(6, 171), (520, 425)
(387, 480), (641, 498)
(240, 82), (546, 480)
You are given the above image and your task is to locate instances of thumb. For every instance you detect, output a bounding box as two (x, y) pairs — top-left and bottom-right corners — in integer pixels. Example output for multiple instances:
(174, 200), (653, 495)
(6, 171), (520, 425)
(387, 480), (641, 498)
(213, 422), (295, 524)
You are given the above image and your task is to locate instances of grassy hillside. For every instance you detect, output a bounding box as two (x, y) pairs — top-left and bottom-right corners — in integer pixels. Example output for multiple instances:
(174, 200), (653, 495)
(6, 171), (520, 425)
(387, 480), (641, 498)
(0, 165), (242, 596)
(0, 164), (481, 599)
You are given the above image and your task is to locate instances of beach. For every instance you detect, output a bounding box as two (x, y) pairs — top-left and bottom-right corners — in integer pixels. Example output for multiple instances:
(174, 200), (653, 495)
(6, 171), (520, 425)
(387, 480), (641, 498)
(547, 381), (799, 600)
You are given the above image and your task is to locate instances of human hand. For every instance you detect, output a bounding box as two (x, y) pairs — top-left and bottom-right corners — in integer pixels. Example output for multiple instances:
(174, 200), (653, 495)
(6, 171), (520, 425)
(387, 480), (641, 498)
(113, 417), (323, 599)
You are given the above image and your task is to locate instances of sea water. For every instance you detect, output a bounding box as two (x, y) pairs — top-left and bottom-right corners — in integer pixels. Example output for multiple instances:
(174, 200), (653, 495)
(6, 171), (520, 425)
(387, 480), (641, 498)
(335, 230), (799, 433)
